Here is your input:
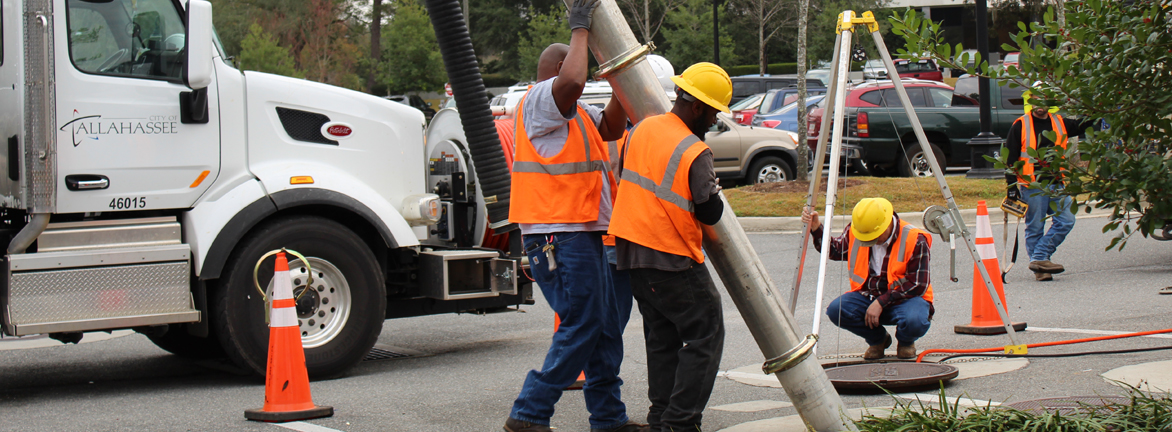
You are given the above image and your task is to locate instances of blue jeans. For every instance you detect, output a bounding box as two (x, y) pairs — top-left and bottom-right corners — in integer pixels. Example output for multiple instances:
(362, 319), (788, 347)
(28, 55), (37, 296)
(605, 245), (634, 332)
(826, 291), (931, 346)
(511, 232), (629, 429)
(1021, 185), (1075, 262)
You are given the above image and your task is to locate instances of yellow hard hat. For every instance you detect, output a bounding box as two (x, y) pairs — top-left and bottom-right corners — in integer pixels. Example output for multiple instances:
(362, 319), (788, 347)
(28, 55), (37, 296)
(670, 62), (732, 113)
(1022, 90), (1060, 115)
(850, 197), (894, 242)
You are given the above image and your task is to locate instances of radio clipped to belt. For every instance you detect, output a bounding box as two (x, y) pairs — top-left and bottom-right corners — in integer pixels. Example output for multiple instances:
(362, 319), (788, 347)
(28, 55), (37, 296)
(999, 196), (1028, 282)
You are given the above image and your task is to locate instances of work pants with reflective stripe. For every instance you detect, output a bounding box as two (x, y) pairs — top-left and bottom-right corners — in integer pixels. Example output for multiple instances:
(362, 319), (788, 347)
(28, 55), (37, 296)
(630, 265), (725, 431)
(510, 232), (630, 429)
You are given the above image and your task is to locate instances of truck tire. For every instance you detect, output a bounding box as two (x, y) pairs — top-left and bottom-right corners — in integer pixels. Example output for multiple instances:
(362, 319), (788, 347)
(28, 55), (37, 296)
(147, 324), (225, 359)
(748, 156), (795, 184)
(213, 215), (385, 378)
(896, 142), (946, 178)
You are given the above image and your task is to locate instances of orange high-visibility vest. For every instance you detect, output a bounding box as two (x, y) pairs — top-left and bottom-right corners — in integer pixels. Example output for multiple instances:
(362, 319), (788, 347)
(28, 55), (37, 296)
(509, 96), (612, 224)
(602, 131), (628, 247)
(608, 113), (709, 263)
(845, 219), (934, 304)
(1015, 113), (1067, 185)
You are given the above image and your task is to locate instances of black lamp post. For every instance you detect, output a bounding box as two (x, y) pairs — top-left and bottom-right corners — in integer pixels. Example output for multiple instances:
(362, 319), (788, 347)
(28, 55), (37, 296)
(966, 0), (1006, 179)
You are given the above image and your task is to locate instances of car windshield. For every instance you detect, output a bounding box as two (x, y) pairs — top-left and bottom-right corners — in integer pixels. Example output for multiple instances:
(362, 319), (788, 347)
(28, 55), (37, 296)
(1004, 53), (1019, 62)
(730, 93), (764, 111)
(865, 59), (884, 68)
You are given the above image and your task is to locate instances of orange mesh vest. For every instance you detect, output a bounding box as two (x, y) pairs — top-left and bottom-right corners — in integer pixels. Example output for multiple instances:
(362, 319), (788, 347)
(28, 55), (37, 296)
(845, 219), (934, 304)
(602, 131), (628, 247)
(1015, 113), (1067, 185)
(509, 97), (611, 224)
(608, 114), (709, 263)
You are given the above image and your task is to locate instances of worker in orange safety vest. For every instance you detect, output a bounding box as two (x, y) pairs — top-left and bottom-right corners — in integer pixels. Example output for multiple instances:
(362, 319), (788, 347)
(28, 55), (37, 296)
(502, 0), (642, 431)
(608, 62), (730, 432)
(802, 198), (934, 360)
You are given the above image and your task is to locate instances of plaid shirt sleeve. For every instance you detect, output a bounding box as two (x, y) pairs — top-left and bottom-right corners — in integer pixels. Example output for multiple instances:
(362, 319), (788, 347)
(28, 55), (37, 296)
(876, 233), (931, 307)
(810, 224), (850, 261)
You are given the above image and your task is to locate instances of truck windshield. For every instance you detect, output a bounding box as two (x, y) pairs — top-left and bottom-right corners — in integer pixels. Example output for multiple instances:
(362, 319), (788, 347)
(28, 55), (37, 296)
(66, 0), (186, 81)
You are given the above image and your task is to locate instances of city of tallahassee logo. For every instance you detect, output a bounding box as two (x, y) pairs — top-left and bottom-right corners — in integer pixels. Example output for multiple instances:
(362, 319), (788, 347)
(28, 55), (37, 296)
(59, 109), (180, 147)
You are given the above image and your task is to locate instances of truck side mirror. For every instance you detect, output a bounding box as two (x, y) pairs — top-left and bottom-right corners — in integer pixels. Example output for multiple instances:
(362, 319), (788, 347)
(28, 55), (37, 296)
(183, 0), (213, 90)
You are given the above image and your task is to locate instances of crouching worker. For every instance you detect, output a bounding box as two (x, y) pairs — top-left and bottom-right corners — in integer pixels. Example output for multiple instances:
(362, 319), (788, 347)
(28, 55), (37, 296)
(801, 197), (933, 360)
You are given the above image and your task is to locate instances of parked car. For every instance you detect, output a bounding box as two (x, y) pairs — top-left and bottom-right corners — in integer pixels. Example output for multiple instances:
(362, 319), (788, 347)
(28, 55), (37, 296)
(752, 94), (826, 132)
(385, 94), (436, 119)
(806, 68), (832, 86)
(756, 87), (828, 118)
(862, 59), (888, 80)
(836, 77), (1026, 177)
(894, 58), (943, 82)
(731, 93), (766, 125)
(731, 74), (824, 105)
(1002, 51), (1021, 68)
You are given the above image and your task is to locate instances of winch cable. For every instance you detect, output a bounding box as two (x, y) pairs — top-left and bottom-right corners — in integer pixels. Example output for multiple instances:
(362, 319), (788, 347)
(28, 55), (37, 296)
(937, 344), (1172, 362)
(424, 0), (513, 231)
(916, 328), (1172, 363)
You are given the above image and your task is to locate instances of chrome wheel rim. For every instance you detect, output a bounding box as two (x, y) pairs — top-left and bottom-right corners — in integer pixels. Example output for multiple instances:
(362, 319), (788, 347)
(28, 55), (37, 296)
(267, 257), (351, 349)
(757, 164), (787, 183)
(910, 151), (934, 177)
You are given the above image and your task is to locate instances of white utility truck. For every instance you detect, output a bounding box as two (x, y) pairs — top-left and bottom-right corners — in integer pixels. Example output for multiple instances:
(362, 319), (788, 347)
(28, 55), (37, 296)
(0, 0), (530, 377)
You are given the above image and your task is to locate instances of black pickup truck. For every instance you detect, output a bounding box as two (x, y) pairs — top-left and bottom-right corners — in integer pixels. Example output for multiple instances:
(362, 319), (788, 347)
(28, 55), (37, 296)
(842, 76), (1027, 177)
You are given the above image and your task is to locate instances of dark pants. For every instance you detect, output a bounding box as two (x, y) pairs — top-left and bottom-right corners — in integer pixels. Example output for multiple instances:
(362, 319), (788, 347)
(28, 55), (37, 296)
(630, 265), (725, 431)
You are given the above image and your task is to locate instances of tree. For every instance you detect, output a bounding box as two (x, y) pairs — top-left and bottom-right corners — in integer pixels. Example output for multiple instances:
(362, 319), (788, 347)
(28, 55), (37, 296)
(237, 23), (304, 78)
(661, 0), (736, 67)
(729, 0), (797, 75)
(616, 0), (688, 44)
(807, 0), (891, 64)
(368, 0), (384, 93)
(891, 0), (1172, 249)
(795, 0), (810, 179)
(516, 7), (571, 82)
(380, 0), (447, 94)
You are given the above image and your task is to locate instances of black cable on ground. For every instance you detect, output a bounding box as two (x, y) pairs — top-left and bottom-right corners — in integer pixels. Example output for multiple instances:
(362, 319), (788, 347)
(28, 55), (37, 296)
(938, 345), (1172, 363)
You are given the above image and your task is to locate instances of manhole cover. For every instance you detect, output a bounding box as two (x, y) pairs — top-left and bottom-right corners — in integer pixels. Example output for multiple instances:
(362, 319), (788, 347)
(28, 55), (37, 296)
(825, 362), (958, 391)
(1005, 396), (1131, 416)
(363, 344), (426, 362)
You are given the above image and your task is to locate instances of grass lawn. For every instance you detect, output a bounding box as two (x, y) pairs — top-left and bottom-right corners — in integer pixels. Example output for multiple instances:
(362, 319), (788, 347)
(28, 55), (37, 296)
(724, 176), (1008, 217)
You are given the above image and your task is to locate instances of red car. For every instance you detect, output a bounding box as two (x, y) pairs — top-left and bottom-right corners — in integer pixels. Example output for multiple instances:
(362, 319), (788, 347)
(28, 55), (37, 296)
(806, 78), (949, 149)
(893, 58), (942, 82)
(1002, 52), (1020, 68)
(731, 93), (765, 125)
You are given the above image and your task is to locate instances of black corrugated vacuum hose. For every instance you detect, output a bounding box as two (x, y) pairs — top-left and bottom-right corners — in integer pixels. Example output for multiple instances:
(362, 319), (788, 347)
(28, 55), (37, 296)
(424, 0), (513, 231)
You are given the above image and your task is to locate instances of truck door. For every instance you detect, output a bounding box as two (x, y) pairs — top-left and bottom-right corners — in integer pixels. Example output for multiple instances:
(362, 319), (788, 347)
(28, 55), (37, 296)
(55, 0), (219, 213)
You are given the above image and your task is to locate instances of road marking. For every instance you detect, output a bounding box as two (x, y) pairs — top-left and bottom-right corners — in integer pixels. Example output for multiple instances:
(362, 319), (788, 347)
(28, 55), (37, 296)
(1028, 327), (1172, 340)
(273, 421), (344, 432)
(894, 393), (1001, 407)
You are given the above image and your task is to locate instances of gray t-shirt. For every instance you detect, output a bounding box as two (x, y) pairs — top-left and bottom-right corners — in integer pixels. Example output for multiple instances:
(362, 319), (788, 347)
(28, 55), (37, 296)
(616, 148), (718, 271)
(515, 77), (612, 235)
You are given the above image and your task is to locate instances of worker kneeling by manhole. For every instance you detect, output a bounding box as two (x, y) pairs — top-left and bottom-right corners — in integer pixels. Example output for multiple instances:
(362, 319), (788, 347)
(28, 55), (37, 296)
(823, 361), (959, 392)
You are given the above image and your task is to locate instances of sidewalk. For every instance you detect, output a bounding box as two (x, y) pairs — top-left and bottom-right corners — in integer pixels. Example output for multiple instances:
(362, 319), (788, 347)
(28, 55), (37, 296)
(738, 204), (1115, 233)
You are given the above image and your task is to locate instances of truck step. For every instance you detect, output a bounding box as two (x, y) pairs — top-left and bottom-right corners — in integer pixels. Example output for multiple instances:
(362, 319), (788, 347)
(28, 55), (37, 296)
(37, 217), (181, 252)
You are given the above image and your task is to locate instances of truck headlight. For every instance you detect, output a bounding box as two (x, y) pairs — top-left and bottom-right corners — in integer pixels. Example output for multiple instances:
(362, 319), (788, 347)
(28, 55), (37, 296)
(402, 194), (442, 226)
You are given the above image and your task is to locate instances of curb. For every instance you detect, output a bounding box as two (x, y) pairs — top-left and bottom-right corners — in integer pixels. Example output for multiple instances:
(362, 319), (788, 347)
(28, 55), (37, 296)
(737, 205), (1114, 233)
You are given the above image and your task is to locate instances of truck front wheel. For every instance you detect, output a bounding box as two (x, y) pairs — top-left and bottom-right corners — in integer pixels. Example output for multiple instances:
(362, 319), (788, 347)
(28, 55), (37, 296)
(213, 215), (386, 378)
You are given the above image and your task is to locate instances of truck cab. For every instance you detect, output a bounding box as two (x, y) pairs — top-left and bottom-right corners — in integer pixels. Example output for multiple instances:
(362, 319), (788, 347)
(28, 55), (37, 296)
(0, 0), (530, 377)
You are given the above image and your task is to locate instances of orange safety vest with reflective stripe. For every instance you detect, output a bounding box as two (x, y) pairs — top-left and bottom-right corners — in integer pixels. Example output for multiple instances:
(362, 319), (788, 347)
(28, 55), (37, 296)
(602, 131), (628, 247)
(509, 96), (614, 224)
(845, 219), (934, 304)
(608, 113), (709, 263)
(1015, 113), (1067, 185)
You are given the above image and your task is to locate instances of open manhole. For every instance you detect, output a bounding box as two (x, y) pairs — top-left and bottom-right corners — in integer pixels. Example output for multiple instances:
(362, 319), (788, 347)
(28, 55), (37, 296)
(1005, 396), (1131, 416)
(363, 344), (427, 362)
(825, 362), (959, 392)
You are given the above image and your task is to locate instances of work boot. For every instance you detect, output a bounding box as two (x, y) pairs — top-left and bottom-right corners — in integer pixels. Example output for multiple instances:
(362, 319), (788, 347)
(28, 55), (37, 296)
(1035, 272), (1053, 282)
(591, 420), (651, 432)
(896, 343), (916, 359)
(863, 333), (892, 360)
(504, 417), (552, 432)
(1028, 260), (1065, 274)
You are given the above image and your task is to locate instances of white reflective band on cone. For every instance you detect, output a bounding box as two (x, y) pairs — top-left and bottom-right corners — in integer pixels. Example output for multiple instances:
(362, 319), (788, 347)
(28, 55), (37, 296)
(271, 307), (298, 328)
(977, 243), (997, 260)
(272, 270), (295, 300)
(975, 214), (992, 238)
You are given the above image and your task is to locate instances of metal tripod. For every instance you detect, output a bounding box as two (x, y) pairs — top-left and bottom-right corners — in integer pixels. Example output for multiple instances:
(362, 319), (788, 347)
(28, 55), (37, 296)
(790, 11), (1025, 351)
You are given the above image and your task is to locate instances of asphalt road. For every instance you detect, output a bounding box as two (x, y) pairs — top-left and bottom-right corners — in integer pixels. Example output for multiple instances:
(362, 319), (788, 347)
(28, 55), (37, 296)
(1, 213), (1170, 432)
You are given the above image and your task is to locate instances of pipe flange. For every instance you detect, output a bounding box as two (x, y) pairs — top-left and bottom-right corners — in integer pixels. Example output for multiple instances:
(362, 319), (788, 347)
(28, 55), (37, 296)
(594, 42), (655, 81)
(762, 334), (819, 375)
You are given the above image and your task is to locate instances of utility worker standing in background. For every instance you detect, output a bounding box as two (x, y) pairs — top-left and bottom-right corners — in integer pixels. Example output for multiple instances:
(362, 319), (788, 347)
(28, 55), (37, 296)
(609, 62), (730, 432)
(801, 198), (933, 360)
(1004, 90), (1086, 282)
(503, 0), (642, 431)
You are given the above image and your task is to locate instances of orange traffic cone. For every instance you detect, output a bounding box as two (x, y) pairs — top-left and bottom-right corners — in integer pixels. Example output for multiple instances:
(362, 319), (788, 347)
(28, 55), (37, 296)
(553, 313), (587, 390)
(955, 201), (1028, 335)
(245, 251), (334, 422)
